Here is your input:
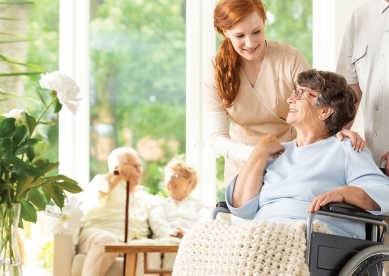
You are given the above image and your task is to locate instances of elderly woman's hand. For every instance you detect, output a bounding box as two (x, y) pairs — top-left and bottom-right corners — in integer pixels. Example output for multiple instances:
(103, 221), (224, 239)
(256, 134), (284, 159)
(170, 228), (185, 239)
(308, 189), (345, 213)
(336, 129), (366, 152)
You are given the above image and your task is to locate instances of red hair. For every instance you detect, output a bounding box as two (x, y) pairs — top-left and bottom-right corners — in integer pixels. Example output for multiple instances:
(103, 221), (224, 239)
(213, 0), (267, 108)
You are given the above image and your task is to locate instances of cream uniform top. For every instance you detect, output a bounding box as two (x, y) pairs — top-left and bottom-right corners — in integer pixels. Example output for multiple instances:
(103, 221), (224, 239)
(336, 0), (389, 165)
(204, 40), (310, 185)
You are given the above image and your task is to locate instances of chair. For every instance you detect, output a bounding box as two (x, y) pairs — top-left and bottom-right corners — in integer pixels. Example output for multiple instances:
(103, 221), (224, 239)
(53, 233), (123, 276)
(211, 201), (389, 276)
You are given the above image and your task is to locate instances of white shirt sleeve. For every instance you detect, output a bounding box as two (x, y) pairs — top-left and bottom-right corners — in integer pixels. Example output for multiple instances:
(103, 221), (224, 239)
(148, 204), (175, 239)
(336, 14), (359, 85)
(205, 110), (254, 163)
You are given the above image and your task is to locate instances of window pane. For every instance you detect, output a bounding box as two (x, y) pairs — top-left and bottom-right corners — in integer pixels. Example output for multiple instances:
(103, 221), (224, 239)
(265, 0), (313, 65)
(89, 0), (187, 194)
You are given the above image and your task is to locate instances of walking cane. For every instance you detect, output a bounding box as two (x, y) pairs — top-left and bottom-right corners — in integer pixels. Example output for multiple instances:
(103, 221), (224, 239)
(114, 170), (130, 276)
(123, 180), (130, 276)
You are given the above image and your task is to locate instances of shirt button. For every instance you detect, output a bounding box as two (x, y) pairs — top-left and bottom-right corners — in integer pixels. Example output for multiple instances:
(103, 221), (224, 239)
(382, 54), (386, 58)
(376, 106), (380, 111)
(375, 132), (378, 137)
(386, 30), (389, 34)
(379, 79), (382, 83)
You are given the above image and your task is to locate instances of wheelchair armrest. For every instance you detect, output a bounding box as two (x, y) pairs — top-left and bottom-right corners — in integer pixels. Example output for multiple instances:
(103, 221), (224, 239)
(320, 202), (386, 221)
(306, 202), (388, 265)
(212, 201), (386, 221)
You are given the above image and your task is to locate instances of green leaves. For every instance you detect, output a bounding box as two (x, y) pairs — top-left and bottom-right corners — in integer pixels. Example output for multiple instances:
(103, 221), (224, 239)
(0, 0), (82, 230)
(0, 117), (17, 139)
(20, 112), (37, 137)
(20, 199), (37, 224)
(27, 189), (47, 210)
(53, 98), (62, 113)
(2, 152), (30, 169)
(0, 109), (82, 227)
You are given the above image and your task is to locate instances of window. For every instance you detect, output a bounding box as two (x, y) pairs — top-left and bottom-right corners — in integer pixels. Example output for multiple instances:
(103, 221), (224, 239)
(89, 0), (187, 195)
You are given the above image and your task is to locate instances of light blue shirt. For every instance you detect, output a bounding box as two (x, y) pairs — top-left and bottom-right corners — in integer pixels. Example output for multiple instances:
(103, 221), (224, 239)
(226, 136), (389, 239)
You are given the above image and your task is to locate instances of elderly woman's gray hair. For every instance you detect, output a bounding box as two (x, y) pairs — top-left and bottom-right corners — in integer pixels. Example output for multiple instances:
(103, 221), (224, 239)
(107, 147), (138, 172)
(297, 69), (357, 135)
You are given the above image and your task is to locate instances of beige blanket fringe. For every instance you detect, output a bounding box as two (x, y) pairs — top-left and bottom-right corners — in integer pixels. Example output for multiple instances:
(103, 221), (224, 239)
(172, 219), (331, 276)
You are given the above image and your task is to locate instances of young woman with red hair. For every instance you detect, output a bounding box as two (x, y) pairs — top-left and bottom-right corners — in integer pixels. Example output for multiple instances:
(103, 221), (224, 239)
(204, 0), (365, 186)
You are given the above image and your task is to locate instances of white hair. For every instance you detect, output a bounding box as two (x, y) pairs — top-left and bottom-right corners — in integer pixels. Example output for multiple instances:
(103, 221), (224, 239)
(107, 147), (138, 172)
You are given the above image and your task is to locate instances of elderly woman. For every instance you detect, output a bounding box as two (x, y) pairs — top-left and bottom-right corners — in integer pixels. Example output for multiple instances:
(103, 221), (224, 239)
(226, 69), (389, 239)
(149, 159), (212, 270)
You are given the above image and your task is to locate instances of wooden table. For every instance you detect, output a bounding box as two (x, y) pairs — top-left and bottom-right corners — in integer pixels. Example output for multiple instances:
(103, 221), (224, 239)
(104, 243), (179, 276)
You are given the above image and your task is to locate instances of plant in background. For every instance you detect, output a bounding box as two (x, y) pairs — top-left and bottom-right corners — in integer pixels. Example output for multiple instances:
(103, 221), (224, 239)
(0, 71), (84, 275)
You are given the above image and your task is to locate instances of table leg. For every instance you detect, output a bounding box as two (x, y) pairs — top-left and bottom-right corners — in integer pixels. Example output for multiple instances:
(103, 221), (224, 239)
(125, 253), (138, 276)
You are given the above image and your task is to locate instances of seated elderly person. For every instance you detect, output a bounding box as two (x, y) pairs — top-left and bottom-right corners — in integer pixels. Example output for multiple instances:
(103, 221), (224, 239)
(149, 159), (212, 270)
(78, 147), (159, 276)
(226, 69), (389, 239)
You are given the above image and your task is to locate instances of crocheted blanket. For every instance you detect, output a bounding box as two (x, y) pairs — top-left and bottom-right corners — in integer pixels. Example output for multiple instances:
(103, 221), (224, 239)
(172, 219), (331, 276)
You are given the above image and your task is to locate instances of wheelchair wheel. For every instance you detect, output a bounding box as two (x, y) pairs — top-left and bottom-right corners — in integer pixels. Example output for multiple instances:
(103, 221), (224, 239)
(338, 244), (389, 276)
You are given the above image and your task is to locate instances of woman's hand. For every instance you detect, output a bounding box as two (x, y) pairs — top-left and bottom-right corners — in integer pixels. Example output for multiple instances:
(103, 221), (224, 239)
(308, 189), (345, 213)
(380, 152), (389, 171)
(336, 129), (365, 152)
(308, 186), (380, 213)
(256, 134), (284, 159)
(170, 228), (185, 239)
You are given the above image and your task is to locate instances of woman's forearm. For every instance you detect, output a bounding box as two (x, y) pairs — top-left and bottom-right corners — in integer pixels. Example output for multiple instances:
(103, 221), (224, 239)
(232, 135), (284, 208)
(341, 186), (380, 211)
(205, 111), (254, 162)
(232, 147), (267, 207)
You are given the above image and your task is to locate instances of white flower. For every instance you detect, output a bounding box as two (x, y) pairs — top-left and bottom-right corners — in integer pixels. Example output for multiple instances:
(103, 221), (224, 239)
(39, 71), (82, 115)
(43, 196), (84, 236)
(3, 109), (27, 120)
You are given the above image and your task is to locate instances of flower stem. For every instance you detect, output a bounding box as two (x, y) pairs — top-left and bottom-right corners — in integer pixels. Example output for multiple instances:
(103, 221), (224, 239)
(36, 97), (57, 123)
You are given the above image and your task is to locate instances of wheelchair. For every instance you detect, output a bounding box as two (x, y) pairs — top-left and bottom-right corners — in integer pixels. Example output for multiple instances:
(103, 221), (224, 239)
(211, 201), (389, 276)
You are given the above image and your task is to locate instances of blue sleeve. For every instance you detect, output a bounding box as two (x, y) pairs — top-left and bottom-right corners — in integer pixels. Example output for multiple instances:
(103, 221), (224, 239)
(225, 176), (260, 219)
(346, 148), (389, 215)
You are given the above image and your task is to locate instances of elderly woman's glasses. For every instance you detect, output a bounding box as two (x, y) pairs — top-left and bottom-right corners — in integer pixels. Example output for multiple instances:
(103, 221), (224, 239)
(291, 88), (317, 100)
(167, 173), (188, 180)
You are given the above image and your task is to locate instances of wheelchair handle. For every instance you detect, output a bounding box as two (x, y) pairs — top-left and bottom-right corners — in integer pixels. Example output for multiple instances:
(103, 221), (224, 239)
(210, 201), (230, 220)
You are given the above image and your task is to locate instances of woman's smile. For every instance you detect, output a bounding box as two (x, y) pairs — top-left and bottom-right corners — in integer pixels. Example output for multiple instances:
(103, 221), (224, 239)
(244, 44), (259, 53)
